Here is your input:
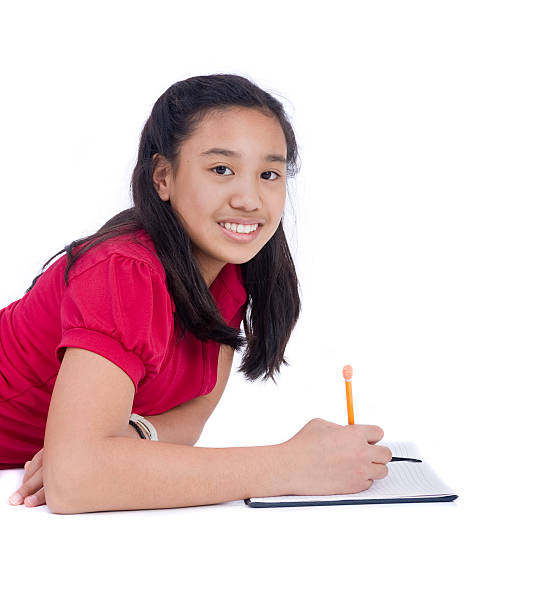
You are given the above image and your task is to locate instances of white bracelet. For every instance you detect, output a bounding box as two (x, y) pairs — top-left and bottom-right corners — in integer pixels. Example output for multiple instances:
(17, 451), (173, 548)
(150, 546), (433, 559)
(129, 413), (159, 441)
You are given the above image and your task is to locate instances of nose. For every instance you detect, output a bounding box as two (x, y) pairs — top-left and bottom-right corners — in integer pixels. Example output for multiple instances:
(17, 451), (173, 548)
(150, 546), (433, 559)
(228, 177), (262, 211)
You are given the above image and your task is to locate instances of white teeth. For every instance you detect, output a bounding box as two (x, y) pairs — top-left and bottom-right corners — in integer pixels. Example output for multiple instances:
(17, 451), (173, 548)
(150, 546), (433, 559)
(220, 222), (259, 234)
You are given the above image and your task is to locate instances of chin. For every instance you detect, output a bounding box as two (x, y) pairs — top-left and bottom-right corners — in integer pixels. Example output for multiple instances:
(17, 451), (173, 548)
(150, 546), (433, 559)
(218, 241), (266, 265)
(224, 251), (259, 265)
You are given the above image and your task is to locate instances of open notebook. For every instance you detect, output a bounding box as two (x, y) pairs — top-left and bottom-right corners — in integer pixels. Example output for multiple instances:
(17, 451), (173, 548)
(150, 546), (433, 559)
(245, 441), (458, 508)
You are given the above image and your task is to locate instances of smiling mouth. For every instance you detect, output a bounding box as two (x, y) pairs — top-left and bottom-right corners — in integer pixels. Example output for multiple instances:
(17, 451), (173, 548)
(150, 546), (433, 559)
(218, 222), (259, 234)
(217, 222), (262, 242)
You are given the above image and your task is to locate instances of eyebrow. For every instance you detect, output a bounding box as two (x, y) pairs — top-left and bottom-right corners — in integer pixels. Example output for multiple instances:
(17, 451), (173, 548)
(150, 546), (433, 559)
(200, 147), (287, 165)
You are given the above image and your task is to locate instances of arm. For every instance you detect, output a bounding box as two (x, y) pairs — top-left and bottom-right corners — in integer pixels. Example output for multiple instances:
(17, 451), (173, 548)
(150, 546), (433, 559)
(43, 347), (294, 514)
(137, 344), (234, 446)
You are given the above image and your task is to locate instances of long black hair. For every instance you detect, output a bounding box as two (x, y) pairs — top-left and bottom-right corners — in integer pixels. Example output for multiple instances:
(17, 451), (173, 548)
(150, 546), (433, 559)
(25, 74), (302, 382)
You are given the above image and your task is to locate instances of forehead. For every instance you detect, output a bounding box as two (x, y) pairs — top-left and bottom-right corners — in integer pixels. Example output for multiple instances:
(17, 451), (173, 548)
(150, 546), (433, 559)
(185, 107), (287, 156)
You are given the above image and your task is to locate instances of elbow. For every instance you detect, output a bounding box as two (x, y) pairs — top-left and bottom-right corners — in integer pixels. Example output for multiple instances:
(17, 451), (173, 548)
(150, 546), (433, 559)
(45, 492), (78, 515)
(42, 448), (88, 515)
(43, 478), (80, 515)
(44, 483), (79, 515)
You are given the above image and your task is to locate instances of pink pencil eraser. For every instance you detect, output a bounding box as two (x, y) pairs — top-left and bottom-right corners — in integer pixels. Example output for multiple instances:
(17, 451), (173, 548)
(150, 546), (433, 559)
(342, 365), (353, 380)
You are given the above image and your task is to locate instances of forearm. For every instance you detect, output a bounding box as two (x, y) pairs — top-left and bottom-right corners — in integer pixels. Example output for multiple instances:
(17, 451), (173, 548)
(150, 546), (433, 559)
(45, 437), (294, 514)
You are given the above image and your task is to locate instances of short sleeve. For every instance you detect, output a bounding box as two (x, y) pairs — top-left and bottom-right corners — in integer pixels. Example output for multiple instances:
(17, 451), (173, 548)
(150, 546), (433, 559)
(55, 255), (173, 393)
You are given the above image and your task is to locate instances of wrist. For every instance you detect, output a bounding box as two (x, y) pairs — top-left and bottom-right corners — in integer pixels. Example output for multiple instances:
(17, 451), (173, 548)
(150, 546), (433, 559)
(270, 442), (299, 497)
(126, 422), (143, 439)
(129, 413), (158, 440)
(280, 440), (306, 496)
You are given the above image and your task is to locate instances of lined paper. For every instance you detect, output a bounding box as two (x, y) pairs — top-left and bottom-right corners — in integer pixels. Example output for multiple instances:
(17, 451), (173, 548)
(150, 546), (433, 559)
(247, 441), (456, 505)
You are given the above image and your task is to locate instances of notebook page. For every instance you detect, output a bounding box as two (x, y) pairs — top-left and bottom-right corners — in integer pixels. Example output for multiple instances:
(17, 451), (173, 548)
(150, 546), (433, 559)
(247, 440), (456, 504)
(379, 440), (423, 460)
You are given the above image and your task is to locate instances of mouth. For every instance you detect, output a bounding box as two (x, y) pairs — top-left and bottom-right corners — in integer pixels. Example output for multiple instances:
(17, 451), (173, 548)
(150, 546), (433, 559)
(217, 221), (262, 242)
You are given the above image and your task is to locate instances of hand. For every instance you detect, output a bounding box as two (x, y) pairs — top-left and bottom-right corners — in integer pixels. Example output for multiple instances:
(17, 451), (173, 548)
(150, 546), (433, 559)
(282, 418), (393, 496)
(9, 448), (45, 507)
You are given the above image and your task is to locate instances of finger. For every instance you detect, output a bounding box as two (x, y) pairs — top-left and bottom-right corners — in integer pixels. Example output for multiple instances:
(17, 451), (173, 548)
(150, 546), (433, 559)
(9, 466), (43, 505)
(24, 487), (46, 507)
(372, 444), (393, 464)
(369, 463), (389, 480)
(22, 449), (43, 483)
(354, 424), (384, 443)
(22, 461), (35, 482)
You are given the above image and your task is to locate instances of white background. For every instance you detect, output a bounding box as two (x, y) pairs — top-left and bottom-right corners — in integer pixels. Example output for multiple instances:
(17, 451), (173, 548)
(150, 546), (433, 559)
(0, 1), (551, 610)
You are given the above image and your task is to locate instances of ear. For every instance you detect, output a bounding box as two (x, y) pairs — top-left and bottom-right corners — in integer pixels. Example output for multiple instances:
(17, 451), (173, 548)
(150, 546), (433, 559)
(152, 153), (172, 201)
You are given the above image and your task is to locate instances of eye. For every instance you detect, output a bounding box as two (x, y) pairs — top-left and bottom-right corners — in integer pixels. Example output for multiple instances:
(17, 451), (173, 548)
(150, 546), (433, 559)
(261, 170), (281, 181)
(212, 165), (232, 176)
(210, 166), (281, 181)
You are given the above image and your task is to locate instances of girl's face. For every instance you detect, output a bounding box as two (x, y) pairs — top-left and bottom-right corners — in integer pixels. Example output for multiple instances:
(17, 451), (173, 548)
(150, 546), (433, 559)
(153, 106), (288, 286)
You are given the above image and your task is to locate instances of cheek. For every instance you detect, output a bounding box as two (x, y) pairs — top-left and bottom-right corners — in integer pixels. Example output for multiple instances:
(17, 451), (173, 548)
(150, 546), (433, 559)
(270, 196), (286, 225)
(265, 181), (284, 204)
(264, 216), (283, 242)
(177, 190), (213, 224)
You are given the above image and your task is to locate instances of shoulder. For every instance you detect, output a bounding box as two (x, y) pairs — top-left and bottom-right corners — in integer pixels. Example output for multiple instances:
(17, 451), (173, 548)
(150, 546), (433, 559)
(67, 228), (166, 283)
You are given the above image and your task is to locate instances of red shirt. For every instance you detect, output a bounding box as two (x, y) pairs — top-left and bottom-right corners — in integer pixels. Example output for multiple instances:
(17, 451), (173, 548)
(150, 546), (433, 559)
(0, 228), (246, 468)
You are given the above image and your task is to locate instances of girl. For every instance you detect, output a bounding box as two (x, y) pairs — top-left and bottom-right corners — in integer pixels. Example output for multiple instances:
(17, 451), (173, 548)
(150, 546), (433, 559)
(2, 74), (391, 513)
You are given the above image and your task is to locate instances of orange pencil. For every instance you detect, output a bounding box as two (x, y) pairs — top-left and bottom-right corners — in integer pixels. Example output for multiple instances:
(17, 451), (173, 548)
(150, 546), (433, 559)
(342, 364), (355, 425)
